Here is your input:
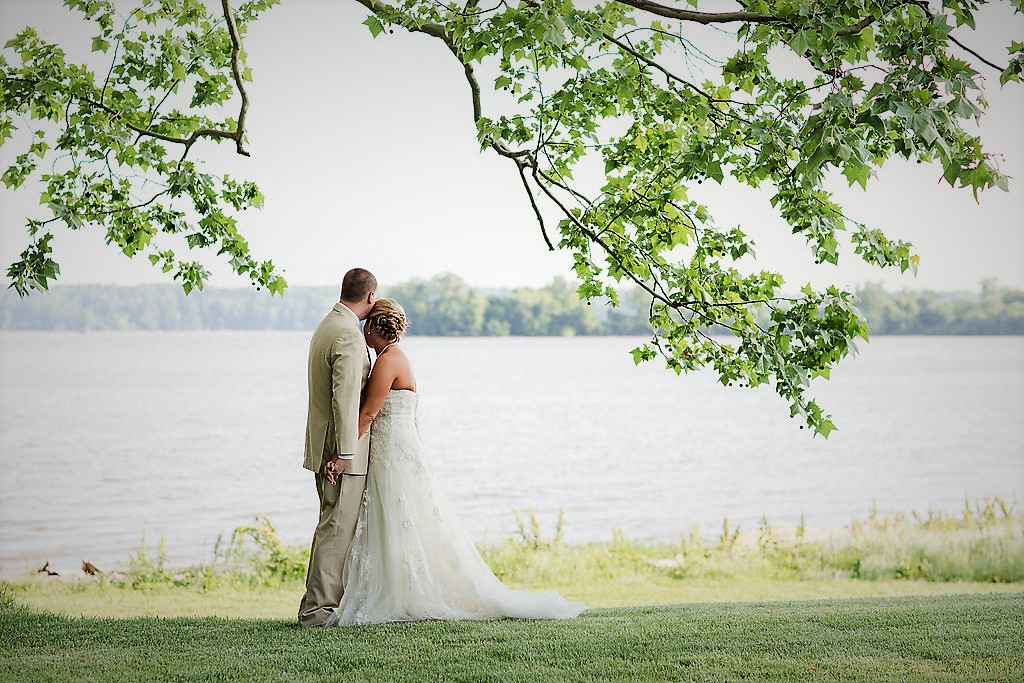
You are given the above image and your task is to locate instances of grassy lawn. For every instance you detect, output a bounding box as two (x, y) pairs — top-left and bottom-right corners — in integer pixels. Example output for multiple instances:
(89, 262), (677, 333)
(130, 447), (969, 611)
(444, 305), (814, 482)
(2, 587), (1021, 682)
(7, 573), (1023, 618)
(3, 501), (1020, 680)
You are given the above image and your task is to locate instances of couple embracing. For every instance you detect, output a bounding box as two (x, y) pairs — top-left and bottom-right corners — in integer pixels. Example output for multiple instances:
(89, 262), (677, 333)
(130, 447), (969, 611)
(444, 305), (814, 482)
(297, 268), (585, 627)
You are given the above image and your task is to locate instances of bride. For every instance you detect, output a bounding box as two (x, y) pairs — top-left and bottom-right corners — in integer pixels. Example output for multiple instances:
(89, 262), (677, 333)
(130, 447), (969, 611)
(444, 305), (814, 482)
(324, 298), (585, 626)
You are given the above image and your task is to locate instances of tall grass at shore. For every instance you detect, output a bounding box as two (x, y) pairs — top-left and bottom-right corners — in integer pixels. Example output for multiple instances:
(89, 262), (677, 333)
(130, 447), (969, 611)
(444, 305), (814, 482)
(17, 498), (1023, 595)
(824, 497), (1023, 582)
(8, 498), (1023, 619)
(483, 497), (1023, 588)
(101, 515), (309, 590)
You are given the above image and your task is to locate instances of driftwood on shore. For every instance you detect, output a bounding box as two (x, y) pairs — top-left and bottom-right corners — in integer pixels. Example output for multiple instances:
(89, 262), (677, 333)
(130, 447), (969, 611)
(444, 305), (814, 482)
(36, 561), (58, 576)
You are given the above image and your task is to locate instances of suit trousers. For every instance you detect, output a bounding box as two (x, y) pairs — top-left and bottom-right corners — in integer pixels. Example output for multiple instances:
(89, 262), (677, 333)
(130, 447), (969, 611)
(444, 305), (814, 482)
(297, 470), (367, 627)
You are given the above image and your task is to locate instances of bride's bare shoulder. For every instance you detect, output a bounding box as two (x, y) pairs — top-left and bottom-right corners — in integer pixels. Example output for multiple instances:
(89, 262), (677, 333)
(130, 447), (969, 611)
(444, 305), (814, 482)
(379, 346), (415, 390)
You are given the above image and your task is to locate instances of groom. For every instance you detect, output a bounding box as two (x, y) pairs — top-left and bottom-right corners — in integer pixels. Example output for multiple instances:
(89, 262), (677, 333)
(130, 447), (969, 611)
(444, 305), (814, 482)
(297, 267), (377, 628)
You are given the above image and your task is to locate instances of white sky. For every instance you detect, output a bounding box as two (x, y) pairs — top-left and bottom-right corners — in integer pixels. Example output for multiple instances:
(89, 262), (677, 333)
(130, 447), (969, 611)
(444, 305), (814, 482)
(1, 0), (1021, 292)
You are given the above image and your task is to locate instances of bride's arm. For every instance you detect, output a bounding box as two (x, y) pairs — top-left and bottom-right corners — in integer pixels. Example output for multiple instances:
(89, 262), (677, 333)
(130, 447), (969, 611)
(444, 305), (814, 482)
(358, 357), (396, 437)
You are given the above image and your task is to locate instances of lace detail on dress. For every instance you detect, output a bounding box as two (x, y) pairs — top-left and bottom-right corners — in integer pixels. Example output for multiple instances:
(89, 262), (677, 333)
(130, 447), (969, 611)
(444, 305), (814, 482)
(324, 390), (584, 626)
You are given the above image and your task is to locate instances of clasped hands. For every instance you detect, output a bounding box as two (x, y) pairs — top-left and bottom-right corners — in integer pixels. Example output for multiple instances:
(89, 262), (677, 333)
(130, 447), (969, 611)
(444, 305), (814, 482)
(324, 456), (351, 485)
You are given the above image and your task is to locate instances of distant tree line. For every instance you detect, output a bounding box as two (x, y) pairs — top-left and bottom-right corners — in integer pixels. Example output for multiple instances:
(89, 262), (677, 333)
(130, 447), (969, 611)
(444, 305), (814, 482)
(855, 281), (1024, 335)
(1, 275), (1021, 335)
(0, 275), (649, 335)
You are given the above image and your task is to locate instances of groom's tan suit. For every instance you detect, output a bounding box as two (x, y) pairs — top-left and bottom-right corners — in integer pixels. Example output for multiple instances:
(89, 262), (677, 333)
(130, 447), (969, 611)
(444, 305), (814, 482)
(298, 302), (371, 627)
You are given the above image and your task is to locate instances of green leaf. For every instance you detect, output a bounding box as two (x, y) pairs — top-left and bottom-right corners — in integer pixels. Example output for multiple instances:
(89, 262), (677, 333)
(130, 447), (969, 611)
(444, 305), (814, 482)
(816, 419), (836, 438)
(363, 15), (384, 38)
(948, 98), (975, 118)
(268, 275), (287, 296)
(788, 30), (813, 54)
(842, 161), (870, 189)
(917, 122), (939, 145)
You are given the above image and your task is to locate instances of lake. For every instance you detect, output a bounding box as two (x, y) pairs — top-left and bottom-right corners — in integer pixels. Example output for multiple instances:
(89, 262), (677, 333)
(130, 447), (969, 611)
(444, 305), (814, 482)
(0, 333), (1022, 577)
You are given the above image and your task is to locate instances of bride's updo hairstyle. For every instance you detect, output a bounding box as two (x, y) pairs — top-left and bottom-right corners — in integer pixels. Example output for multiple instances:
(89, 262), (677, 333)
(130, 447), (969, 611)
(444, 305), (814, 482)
(367, 298), (408, 344)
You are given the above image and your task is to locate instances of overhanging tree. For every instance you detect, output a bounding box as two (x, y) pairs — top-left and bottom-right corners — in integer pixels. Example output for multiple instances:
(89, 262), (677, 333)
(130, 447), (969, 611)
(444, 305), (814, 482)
(2, 0), (1020, 434)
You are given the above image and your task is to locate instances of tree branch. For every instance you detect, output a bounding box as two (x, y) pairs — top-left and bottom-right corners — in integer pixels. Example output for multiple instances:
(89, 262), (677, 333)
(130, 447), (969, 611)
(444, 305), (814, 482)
(835, 15), (875, 38)
(947, 33), (1006, 73)
(353, 0), (537, 161)
(531, 163), (671, 306)
(39, 188), (172, 227)
(611, 0), (787, 26)
(907, 0), (1008, 72)
(20, 0), (254, 158)
(610, 1), (902, 40)
(601, 30), (725, 109)
(77, 93), (237, 150)
(220, 0), (250, 156)
(343, 0), (891, 322)
(516, 161), (554, 251)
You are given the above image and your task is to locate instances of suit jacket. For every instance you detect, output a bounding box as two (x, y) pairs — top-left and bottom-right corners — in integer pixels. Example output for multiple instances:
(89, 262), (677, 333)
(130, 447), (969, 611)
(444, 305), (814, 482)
(303, 303), (371, 475)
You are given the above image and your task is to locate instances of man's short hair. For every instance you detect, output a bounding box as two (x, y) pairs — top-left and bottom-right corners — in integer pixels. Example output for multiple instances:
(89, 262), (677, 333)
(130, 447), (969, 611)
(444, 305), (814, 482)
(340, 268), (377, 302)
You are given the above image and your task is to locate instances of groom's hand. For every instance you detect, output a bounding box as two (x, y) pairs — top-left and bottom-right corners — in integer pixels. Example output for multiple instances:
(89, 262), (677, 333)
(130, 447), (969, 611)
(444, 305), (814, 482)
(332, 457), (352, 477)
(324, 456), (351, 485)
(323, 458), (338, 485)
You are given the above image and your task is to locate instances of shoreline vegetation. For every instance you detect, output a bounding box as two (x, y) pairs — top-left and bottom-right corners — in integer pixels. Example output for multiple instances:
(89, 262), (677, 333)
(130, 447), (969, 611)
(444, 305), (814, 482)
(6, 498), (1022, 619)
(2, 277), (1023, 335)
(4, 499), (1021, 681)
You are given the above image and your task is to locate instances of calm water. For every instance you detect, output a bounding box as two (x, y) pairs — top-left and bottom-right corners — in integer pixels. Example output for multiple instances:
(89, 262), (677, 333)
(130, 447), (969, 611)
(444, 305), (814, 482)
(1, 333), (1022, 577)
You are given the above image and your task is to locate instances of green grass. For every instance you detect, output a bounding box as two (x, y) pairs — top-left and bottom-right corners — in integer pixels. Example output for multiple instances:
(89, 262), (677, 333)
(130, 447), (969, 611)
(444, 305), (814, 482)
(5, 497), (1022, 619)
(23, 498), (1017, 599)
(10, 573), (1022, 620)
(2, 587), (1021, 682)
(483, 498), (1024, 589)
(3, 498), (1022, 681)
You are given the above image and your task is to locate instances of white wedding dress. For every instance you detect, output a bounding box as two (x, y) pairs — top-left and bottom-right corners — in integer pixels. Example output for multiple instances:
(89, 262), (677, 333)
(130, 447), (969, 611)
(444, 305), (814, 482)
(325, 390), (585, 626)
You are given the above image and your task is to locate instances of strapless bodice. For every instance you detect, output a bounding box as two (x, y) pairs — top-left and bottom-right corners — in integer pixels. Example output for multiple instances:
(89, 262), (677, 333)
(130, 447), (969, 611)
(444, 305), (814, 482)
(369, 390), (420, 463)
(376, 389), (418, 419)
